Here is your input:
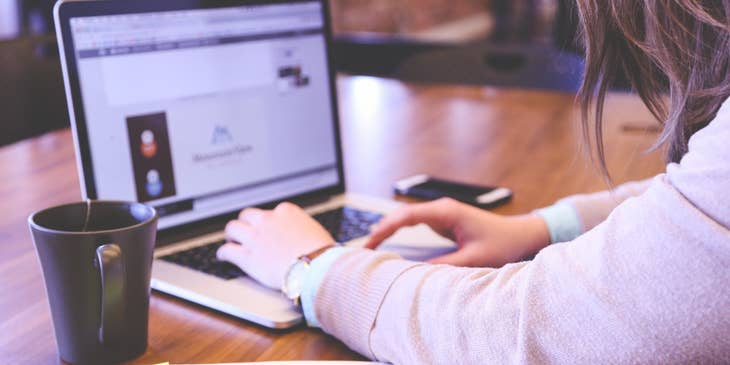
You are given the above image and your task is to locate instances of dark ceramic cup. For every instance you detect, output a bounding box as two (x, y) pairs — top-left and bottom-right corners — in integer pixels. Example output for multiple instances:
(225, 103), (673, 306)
(28, 201), (157, 365)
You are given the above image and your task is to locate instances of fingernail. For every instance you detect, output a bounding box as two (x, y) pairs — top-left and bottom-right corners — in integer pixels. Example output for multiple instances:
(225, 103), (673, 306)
(216, 246), (227, 260)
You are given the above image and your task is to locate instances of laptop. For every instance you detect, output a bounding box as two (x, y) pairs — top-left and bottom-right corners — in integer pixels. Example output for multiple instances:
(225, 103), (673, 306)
(54, 0), (455, 329)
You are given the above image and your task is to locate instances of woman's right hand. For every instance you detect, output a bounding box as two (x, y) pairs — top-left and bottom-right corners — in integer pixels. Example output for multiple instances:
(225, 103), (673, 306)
(365, 198), (551, 268)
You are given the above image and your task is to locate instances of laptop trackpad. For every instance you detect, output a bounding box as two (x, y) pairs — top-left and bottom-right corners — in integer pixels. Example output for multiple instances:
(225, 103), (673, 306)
(377, 224), (457, 262)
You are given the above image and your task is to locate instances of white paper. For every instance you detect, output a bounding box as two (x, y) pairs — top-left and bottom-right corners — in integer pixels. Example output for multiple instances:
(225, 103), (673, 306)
(178, 362), (383, 365)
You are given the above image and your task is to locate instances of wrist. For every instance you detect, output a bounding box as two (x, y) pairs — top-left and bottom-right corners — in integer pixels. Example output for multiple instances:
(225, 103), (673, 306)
(300, 246), (352, 327)
(515, 214), (551, 256)
(533, 202), (583, 244)
(282, 244), (337, 306)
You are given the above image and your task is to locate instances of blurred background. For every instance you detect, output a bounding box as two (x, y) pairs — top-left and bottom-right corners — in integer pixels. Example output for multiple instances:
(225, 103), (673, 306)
(331, 0), (558, 43)
(0, 0), (582, 147)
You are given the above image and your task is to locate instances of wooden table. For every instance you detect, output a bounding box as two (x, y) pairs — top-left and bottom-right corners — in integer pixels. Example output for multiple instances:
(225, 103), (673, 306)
(0, 75), (664, 364)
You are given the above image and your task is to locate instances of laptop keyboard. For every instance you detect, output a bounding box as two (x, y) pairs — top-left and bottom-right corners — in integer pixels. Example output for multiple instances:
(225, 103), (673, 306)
(159, 206), (382, 280)
(314, 206), (383, 243)
(159, 240), (244, 280)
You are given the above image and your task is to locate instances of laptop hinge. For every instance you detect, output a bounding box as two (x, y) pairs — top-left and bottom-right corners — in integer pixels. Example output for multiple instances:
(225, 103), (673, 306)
(288, 193), (332, 208)
(156, 214), (232, 247)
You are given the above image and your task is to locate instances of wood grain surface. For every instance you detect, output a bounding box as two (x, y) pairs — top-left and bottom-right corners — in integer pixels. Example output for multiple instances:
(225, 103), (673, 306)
(0, 75), (664, 364)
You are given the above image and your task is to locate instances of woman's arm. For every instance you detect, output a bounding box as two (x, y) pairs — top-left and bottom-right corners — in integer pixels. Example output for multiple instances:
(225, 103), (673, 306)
(315, 175), (730, 363)
(313, 111), (730, 363)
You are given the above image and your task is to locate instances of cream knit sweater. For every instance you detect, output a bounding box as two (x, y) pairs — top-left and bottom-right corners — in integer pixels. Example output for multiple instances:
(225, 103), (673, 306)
(311, 100), (730, 364)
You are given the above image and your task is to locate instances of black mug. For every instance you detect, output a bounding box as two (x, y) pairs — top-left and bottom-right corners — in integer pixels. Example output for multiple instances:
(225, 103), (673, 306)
(28, 200), (157, 365)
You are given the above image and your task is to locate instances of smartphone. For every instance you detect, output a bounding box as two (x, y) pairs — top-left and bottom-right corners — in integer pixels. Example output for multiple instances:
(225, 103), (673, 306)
(394, 174), (512, 209)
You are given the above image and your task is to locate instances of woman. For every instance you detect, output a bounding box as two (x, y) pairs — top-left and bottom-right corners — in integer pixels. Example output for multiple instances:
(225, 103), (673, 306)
(217, 1), (730, 363)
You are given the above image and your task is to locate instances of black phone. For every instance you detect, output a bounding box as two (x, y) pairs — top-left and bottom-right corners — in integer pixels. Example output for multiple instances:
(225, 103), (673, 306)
(393, 175), (512, 209)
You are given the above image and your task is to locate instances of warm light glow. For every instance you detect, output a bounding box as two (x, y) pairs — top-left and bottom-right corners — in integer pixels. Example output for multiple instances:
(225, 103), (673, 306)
(347, 76), (388, 122)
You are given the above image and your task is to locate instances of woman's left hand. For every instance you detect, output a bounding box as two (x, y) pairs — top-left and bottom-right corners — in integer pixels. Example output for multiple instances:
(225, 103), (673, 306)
(216, 202), (335, 290)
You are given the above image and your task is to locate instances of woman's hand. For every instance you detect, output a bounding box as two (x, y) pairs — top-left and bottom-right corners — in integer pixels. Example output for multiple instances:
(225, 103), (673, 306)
(216, 202), (335, 290)
(365, 198), (550, 267)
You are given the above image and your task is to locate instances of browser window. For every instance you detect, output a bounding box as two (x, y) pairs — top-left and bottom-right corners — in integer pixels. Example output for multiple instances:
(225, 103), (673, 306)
(69, 2), (340, 229)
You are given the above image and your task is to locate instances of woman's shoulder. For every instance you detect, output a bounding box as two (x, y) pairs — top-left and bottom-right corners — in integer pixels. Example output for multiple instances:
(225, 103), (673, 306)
(688, 97), (730, 149)
(666, 96), (730, 229)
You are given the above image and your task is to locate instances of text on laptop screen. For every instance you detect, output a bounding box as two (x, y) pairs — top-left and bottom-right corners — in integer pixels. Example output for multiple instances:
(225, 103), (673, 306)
(68, 2), (339, 229)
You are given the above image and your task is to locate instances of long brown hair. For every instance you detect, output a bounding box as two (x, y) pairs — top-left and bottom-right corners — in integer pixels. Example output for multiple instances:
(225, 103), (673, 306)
(575, 0), (730, 177)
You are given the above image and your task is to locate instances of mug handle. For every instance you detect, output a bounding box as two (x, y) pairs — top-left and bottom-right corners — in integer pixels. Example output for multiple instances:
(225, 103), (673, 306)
(96, 244), (126, 344)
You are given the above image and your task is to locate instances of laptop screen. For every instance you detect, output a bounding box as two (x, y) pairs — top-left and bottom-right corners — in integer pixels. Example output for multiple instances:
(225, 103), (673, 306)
(67, 1), (340, 230)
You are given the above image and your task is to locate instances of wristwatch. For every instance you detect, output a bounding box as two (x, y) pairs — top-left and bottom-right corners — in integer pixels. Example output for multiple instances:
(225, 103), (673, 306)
(281, 245), (335, 307)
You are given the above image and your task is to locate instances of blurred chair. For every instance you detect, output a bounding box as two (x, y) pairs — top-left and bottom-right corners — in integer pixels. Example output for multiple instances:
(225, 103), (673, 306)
(332, 0), (586, 92)
(332, 35), (450, 77)
(334, 36), (583, 92)
(395, 42), (583, 92)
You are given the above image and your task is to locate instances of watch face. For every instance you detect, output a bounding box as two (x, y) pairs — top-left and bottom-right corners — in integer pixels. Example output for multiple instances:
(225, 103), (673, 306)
(284, 260), (310, 300)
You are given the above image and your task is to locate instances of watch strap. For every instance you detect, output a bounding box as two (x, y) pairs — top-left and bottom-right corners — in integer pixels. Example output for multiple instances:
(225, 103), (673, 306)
(300, 244), (337, 263)
(283, 244), (337, 307)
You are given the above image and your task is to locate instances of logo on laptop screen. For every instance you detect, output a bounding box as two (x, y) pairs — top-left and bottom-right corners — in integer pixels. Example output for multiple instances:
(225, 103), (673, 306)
(192, 125), (252, 164)
(211, 125), (234, 145)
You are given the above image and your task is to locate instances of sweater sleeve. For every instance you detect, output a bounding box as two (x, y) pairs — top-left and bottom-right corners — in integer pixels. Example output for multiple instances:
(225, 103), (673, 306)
(300, 246), (352, 328)
(313, 102), (730, 363)
(534, 178), (653, 244)
(556, 178), (653, 232)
